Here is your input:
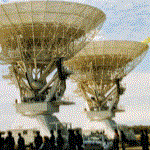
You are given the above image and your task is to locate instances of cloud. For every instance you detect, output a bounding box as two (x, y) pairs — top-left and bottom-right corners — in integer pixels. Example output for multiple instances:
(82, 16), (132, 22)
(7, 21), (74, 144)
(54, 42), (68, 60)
(0, 81), (20, 104)
(115, 72), (150, 125)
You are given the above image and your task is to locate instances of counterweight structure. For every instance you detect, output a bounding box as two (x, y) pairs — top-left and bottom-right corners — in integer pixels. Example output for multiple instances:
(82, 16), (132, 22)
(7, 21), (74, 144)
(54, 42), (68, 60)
(0, 1), (106, 135)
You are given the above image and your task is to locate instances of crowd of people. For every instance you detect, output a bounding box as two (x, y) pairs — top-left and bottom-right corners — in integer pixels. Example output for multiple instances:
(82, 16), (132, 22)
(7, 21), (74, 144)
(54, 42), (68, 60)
(0, 128), (149, 150)
(0, 129), (83, 150)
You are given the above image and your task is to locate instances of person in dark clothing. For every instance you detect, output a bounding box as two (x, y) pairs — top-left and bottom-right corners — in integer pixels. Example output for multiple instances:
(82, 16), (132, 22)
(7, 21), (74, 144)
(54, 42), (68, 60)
(34, 131), (43, 150)
(68, 129), (76, 150)
(75, 130), (83, 150)
(120, 130), (126, 150)
(145, 130), (149, 150)
(141, 130), (147, 150)
(0, 132), (5, 150)
(17, 133), (25, 150)
(40, 136), (50, 150)
(49, 130), (56, 150)
(56, 129), (64, 150)
(5, 131), (15, 150)
(113, 129), (119, 150)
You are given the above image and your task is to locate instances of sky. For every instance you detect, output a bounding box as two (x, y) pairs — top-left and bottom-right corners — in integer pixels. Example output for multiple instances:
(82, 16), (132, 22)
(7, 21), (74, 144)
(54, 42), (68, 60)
(0, 0), (150, 132)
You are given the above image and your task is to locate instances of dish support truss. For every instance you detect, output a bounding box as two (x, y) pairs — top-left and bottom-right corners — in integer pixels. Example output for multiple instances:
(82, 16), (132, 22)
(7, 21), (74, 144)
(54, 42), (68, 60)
(3, 21), (104, 102)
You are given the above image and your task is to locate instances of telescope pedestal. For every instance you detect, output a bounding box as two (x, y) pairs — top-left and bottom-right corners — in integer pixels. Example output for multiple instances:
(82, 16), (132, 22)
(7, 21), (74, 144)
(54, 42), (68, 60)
(84, 107), (125, 139)
(15, 102), (59, 116)
(85, 110), (114, 121)
(85, 106), (125, 121)
(15, 101), (74, 135)
(36, 114), (61, 136)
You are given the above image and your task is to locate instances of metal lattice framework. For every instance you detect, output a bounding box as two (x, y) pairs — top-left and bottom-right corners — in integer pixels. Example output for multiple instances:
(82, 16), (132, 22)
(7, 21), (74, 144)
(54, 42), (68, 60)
(64, 40), (149, 120)
(0, 1), (106, 103)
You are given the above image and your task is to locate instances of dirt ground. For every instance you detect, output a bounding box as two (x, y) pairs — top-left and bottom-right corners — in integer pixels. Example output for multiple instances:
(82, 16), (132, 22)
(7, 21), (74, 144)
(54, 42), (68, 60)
(120, 146), (150, 150)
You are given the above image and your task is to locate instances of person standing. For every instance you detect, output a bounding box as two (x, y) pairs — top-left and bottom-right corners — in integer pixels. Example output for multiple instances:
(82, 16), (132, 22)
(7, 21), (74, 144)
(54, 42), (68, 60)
(141, 130), (145, 150)
(0, 132), (5, 150)
(120, 130), (126, 150)
(56, 130), (64, 150)
(68, 129), (76, 150)
(34, 131), (43, 150)
(141, 130), (147, 150)
(17, 133), (25, 150)
(113, 129), (119, 150)
(49, 130), (56, 150)
(75, 130), (83, 150)
(5, 131), (15, 150)
(145, 130), (149, 150)
(40, 136), (50, 150)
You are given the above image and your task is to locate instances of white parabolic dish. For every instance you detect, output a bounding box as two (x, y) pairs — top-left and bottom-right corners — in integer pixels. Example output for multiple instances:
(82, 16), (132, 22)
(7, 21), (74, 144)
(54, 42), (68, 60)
(65, 40), (149, 71)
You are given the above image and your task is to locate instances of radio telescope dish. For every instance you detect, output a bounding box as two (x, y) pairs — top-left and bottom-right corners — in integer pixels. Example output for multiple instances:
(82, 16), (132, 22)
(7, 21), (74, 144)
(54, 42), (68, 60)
(0, 1), (106, 102)
(0, 1), (106, 134)
(64, 40), (149, 120)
